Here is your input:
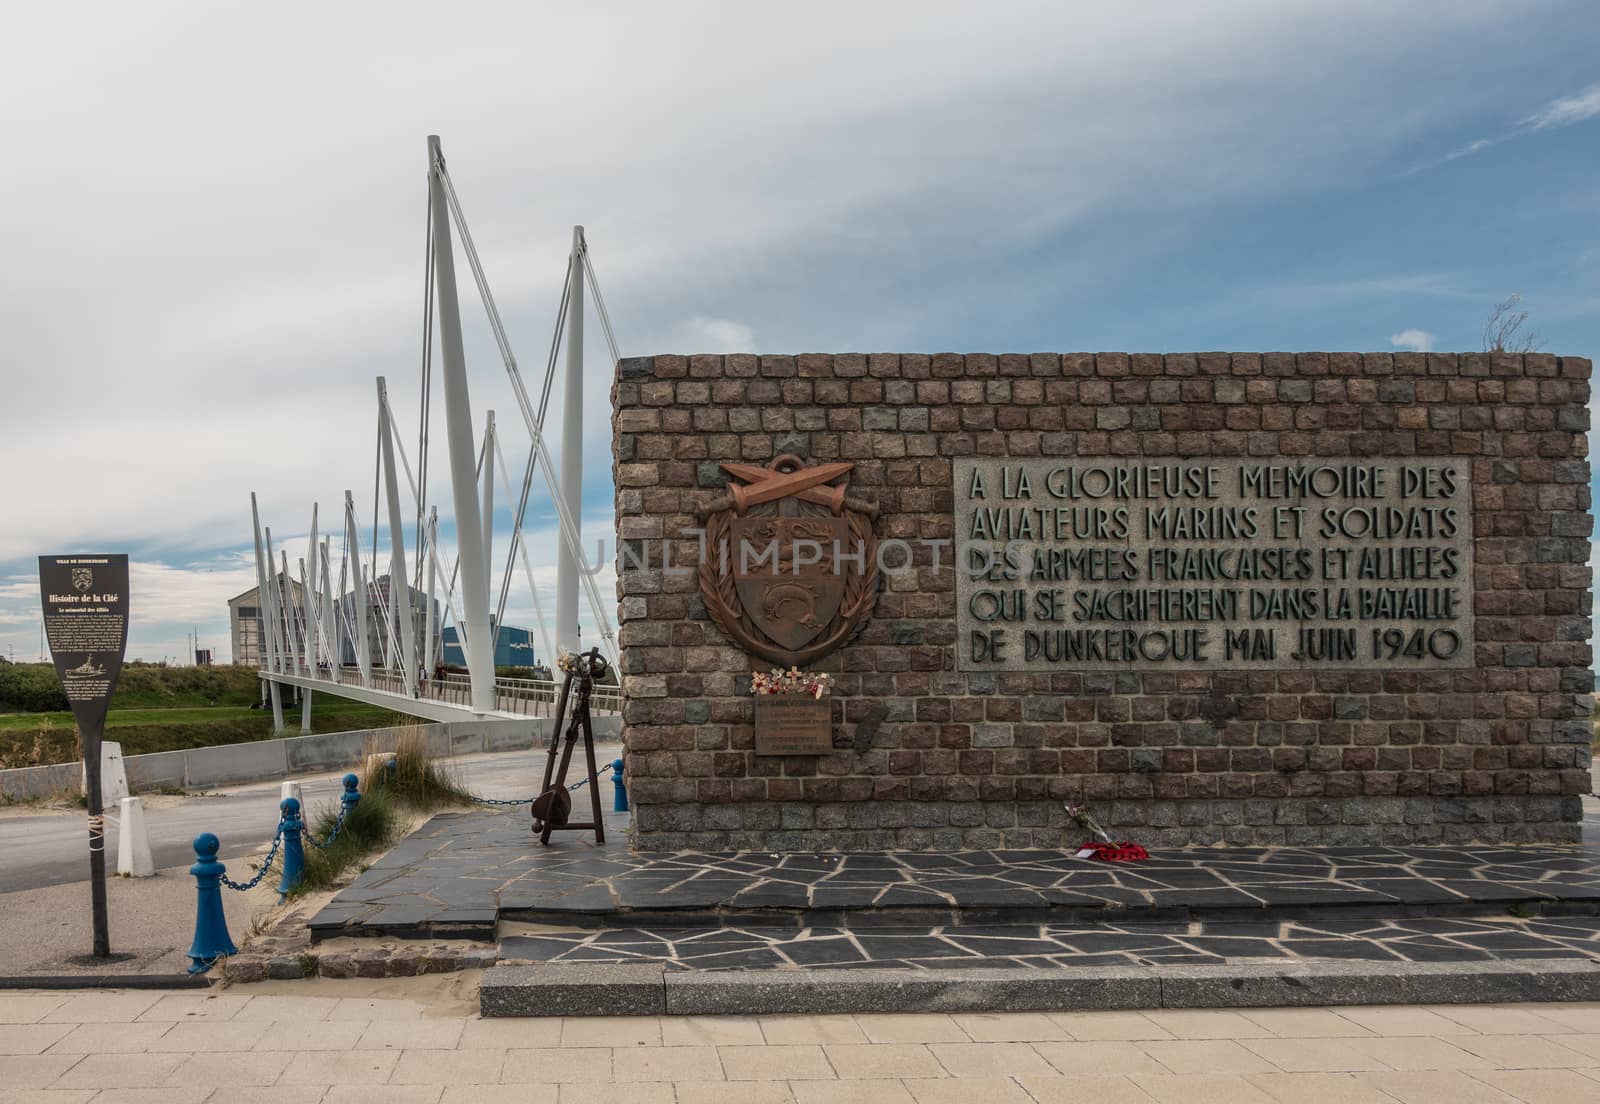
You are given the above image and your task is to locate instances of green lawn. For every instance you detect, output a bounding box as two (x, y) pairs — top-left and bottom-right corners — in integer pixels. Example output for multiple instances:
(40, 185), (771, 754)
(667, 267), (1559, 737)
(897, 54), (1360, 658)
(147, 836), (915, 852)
(0, 706), (266, 731)
(0, 697), (422, 768)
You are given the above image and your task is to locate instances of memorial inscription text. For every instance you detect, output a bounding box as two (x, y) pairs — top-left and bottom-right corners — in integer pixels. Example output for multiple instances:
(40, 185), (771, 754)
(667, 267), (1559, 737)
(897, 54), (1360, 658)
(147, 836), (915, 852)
(954, 458), (1474, 671)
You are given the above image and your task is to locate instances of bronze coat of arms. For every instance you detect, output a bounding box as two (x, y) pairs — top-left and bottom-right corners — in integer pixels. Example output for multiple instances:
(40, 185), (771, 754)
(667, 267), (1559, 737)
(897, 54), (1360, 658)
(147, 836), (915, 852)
(699, 455), (879, 666)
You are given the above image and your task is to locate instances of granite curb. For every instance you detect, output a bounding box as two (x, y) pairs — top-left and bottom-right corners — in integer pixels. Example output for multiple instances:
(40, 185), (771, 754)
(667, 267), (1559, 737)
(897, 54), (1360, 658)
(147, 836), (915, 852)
(478, 957), (1600, 1017)
(0, 974), (211, 990)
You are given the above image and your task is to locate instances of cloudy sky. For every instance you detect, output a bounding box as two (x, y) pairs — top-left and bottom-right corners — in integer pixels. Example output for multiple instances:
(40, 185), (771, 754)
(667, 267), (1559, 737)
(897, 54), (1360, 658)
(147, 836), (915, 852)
(1, 1), (1598, 665)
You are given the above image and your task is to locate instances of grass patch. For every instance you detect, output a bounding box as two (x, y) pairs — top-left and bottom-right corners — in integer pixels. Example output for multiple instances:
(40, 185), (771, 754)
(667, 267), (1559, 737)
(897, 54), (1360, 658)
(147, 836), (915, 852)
(297, 783), (399, 893)
(292, 728), (475, 894)
(1, 661), (425, 768)
(0, 700), (420, 768)
(380, 728), (475, 808)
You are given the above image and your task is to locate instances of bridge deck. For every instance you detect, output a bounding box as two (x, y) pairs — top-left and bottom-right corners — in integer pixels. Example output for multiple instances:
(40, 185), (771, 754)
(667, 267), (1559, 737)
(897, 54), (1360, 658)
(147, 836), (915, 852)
(260, 666), (620, 724)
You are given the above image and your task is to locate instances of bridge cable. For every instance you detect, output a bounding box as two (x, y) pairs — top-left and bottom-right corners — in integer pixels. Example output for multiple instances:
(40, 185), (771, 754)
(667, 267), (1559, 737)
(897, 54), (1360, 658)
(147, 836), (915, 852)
(493, 258), (570, 652)
(491, 430), (557, 667)
(435, 164), (616, 666)
(414, 186), (436, 601)
(435, 166), (569, 654)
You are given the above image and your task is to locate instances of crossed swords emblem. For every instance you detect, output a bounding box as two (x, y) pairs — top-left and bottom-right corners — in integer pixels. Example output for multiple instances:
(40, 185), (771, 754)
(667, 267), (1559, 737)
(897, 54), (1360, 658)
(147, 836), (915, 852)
(704, 455), (878, 517)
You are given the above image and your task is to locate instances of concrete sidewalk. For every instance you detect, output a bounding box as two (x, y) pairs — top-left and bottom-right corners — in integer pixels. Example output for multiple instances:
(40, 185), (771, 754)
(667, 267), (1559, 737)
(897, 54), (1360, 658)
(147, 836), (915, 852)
(0, 742), (617, 978)
(1, 977), (1598, 1101)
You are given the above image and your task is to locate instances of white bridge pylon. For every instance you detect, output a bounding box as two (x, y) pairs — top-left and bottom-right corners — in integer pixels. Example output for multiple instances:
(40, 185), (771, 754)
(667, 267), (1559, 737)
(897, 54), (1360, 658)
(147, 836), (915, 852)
(249, 135), (620, 729)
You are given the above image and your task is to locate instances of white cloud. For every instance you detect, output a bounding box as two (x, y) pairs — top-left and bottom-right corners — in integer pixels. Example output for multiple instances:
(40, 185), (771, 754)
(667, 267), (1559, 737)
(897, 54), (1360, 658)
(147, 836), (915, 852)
(1389, 328), (1436, 352)
(658, 316), (757, 354)
(1446, 137), (1494, 160)
(1427, 81), (1600, 169)
(1522, 82), (1600, 130)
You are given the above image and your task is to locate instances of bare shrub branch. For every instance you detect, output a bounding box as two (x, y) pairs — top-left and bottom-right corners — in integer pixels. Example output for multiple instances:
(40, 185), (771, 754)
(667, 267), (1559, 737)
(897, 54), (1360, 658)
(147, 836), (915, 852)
(1481, 293), (1546, 353)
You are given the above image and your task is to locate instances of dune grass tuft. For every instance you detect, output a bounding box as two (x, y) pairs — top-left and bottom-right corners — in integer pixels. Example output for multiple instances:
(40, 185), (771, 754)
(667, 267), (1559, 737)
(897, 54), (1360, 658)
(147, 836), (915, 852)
(293, 728), (473, 894)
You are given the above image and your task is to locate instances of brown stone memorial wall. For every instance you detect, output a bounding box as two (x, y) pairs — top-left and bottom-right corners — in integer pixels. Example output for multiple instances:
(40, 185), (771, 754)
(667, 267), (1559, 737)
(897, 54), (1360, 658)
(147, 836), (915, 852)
(613, 351), (1593, 850)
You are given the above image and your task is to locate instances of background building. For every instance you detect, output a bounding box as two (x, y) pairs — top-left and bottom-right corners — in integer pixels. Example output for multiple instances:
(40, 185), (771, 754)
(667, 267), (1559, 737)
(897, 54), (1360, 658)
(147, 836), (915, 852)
(336, 574), (440, 670)
(442, 621), (540, 669)
(228, 572), (438, 671)
(227, 573), (307, 667)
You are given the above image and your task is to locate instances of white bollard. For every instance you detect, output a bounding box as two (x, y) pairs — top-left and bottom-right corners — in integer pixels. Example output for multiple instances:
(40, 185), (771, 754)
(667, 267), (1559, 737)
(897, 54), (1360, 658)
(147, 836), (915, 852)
(83, 741), (130, 805)
(280, 781), (303, 807)
(116, 796), (155, 877)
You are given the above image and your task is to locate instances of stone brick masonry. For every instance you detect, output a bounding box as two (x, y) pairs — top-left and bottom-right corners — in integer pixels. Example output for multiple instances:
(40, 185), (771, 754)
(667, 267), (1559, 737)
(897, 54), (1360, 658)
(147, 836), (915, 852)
(612, 352), (1594, 850)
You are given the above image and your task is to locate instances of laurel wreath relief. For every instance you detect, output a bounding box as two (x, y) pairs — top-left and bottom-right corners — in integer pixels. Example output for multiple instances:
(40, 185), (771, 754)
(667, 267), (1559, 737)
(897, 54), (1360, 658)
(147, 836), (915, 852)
(699, 503), (879, 667)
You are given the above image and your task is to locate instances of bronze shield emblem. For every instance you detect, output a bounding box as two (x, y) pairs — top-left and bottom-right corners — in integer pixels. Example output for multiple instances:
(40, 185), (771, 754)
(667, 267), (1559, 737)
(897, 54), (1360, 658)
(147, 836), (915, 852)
(699, 455), (879, 666)
(731, 515), (848, 652)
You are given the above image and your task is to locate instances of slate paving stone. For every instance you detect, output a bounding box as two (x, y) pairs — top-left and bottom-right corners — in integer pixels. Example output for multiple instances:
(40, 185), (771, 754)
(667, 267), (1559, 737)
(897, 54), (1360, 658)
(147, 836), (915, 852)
(856, 935), (973, 960)
(314, 807), (1600, 942)
(1054, 932), (1186, 953)
(1385, 942), (1495, 962)
(1053, 882), (1159, 903)
(498, 935), (591, 959)
(908, 955), (1046, 970)
(678, 948), (792, 969)
(728, 883), (813, 908)
(1279, 938), (1404, 960)
(776, 939), (866, 966)
(1177, 936), (1290, 958)
(1195, 921), (1282, 936)
(430, 908), (498, 924)
(1346, 878), (1465, 903)
(873, 886), (956, 906)
(1451, 931), (1577, 951)
(1044, 952), (1153, 968)
(539, 884), (620, 913)
(557, 944), (660, 962)
(1433, 880), (1555, 901)
(946, 935), (1071, 957)
(920, 885), (1049, 907)
(1146, 888), (1263, 909)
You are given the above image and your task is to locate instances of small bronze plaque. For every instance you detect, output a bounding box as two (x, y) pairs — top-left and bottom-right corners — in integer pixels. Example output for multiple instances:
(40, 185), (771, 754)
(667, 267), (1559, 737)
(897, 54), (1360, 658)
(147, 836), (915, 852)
(753, 695), (833, 756)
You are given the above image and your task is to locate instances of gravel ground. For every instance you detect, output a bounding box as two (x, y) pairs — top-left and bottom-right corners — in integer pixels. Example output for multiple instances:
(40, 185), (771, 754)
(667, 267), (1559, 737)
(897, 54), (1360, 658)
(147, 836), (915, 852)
(0, 861), (261, 977)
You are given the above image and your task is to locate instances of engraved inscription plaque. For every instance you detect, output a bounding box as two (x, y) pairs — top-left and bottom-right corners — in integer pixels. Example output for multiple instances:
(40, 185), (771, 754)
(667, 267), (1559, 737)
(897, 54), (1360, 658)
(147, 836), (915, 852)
(954, 458), (1474, 671)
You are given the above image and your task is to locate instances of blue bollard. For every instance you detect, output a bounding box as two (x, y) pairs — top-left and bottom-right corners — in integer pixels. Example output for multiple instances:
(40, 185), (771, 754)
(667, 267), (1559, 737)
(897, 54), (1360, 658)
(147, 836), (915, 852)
(341, 772), (361, 818)
(186, 832), (238, 974)
(612, 758), (628, 813)
(277, 797), (305, 898)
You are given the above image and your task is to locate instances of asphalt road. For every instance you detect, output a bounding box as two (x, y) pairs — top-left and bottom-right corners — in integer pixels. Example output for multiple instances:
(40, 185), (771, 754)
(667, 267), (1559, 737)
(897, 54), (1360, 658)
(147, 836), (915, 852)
(0, 742), (622, 894)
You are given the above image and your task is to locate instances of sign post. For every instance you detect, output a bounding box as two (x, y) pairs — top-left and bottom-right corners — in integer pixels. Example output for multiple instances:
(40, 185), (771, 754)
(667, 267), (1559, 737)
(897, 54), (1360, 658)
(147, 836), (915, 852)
(39, 553), (129, 958)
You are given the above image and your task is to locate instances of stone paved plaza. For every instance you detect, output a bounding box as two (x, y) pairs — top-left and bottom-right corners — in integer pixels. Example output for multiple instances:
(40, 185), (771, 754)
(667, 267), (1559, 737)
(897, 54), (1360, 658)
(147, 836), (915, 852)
(4, 985), (1600, 1102)
(308, 806), (1600, 957)
(495, 914), (1600, 972)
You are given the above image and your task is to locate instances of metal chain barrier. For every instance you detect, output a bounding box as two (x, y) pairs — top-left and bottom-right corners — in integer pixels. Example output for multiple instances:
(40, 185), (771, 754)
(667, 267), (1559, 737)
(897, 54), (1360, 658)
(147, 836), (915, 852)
(305, 800), (351, 850)
(466, 765), (610, 806)
(220, 828), (282, 891)
(566, 772), (599, 792)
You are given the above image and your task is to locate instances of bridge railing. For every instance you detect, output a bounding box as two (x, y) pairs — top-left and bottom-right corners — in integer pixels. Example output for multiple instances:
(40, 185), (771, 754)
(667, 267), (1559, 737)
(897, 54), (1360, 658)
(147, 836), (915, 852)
(260, 662), (620, 715)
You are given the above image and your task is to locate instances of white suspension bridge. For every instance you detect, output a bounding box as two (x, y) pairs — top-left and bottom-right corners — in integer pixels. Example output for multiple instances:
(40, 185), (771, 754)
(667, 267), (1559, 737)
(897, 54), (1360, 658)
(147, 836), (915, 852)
(248, 136), (620, 729)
